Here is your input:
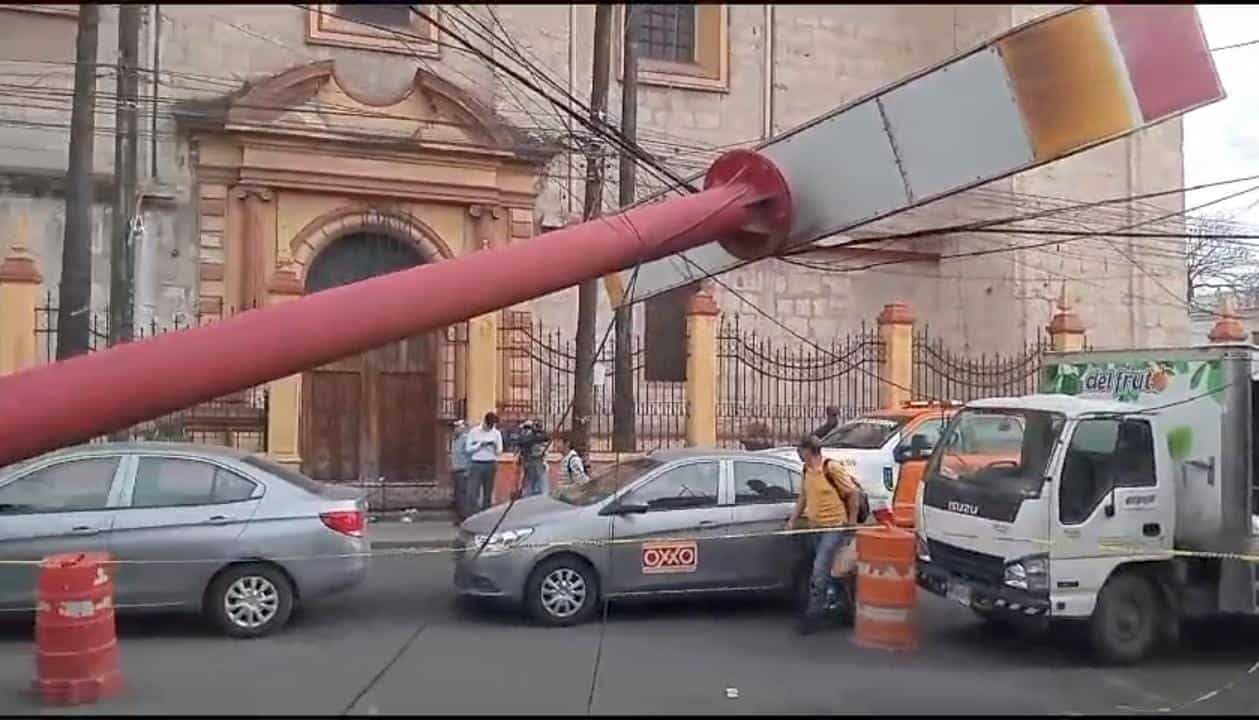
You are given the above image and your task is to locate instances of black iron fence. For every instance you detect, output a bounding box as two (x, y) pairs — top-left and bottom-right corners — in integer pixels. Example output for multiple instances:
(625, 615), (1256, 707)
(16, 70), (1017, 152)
(34, 294), (269, 451)
(717, 316), (884, 449)
(498, 311), (685, 451)
(912, 325), (1048, 403)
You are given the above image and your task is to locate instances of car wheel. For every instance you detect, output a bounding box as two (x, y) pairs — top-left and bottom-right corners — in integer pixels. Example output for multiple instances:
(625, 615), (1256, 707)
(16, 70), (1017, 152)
(1089, 572), (1163, 665)
(525, 556), (598, 627)
(206, 563), (295, 639)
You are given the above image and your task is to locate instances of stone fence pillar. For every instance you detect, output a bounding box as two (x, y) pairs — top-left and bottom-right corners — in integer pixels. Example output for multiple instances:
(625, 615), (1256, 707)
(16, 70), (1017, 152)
(265, 265), (304, 469)
(685, 284), (719, 447)
(1048, 285), (1088, 351)
(0, 219), (42, 376)
(877, 302), (914, 410)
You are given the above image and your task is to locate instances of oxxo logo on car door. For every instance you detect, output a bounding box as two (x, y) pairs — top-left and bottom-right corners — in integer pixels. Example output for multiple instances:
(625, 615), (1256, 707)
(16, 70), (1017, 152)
(641, 541), (698, 574)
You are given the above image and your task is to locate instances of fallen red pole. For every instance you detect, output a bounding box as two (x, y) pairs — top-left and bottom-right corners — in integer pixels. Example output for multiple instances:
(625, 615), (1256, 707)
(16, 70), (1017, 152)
(0, 150), (791, 467)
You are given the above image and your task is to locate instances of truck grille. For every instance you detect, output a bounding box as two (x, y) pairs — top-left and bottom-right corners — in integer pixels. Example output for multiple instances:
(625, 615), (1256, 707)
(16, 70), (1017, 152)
(927, 540), (1004, 585)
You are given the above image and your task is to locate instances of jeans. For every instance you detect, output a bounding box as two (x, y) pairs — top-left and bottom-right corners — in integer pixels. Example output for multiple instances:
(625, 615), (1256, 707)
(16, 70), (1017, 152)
(468, 461), (497, 512)
(521, 460), (547, 497)
(804, 529), (853, 620)
(451, 469), (469, 520)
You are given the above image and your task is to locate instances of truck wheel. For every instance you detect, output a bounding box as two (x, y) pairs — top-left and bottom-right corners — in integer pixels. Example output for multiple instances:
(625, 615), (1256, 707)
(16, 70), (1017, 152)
(525, 556), (599, 627)
(1090, 573), (1163, 665)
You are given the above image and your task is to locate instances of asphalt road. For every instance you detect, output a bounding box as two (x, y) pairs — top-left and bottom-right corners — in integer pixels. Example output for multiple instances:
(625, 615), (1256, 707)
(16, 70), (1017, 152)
(4, 555), (1259, 715)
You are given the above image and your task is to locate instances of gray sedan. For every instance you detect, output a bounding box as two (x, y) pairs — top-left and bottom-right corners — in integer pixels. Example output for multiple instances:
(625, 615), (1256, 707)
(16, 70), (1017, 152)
(455, 449), (809, 625)
(0, 442), (369, 637)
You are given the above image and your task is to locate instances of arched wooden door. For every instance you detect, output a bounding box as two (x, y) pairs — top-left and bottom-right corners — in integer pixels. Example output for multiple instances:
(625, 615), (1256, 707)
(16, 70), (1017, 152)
(300, 232), (439, 489)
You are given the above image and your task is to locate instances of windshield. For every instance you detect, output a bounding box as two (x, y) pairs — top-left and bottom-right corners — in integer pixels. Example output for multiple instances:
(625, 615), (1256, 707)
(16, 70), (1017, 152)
(925, 408), (1064, 496)
(551, 458), (663, 506)
(822, 416), (907, 449)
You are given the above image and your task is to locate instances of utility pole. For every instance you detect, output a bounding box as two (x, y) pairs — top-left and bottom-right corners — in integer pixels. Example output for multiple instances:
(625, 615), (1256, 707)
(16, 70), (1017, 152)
(110, 3), (141, 347)
(611, 4), (638, 453)
(57, 3), (100, 360)
(572, 4), (612, 454)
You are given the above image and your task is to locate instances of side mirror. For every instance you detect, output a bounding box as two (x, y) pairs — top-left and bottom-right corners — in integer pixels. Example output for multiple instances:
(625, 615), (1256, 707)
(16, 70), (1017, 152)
(892, 446), (912, 464)
(600, 501), (648, 516)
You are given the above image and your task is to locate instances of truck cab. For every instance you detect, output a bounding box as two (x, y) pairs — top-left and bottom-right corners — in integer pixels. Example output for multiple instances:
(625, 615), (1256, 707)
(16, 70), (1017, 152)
(917, 344), (1259, 664)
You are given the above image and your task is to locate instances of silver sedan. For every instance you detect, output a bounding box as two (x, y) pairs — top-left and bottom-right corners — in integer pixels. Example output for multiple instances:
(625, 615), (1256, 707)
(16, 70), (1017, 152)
(455, 449), (810, 625)
(0, 442), (369, 637)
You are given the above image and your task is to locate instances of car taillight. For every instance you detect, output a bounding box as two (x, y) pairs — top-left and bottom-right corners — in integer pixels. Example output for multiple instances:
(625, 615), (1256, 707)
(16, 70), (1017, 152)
(873, 508), (894, 526)
(320, 510), (365, 537)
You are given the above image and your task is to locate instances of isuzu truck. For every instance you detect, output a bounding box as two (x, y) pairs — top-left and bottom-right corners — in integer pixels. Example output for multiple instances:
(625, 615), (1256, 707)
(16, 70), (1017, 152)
(916, 344), (1259, 664)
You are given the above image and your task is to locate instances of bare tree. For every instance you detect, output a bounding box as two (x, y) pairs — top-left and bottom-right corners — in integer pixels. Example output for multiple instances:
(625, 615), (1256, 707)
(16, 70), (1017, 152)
(1186, 214), (1259, 307)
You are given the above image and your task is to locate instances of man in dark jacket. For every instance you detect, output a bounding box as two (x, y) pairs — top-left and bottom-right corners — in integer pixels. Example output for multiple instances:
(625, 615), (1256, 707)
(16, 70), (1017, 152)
(813, 406), (842, 440)
(516, 419), (550, 498)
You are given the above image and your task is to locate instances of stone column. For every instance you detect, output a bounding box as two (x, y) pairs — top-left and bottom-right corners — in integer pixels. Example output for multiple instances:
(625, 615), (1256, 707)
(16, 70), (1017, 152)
(224, 187), (248, 316)
(1208, 296), (1248, 344)
(685, 284), (719, 447)
(465, 204), (502, 423)
(1047, 284), (1088, 351)
(877, 302), (914, 410)
(242, 186), (275, 312)
(265, 264), (304, 469)
(0, 221), (43, 375)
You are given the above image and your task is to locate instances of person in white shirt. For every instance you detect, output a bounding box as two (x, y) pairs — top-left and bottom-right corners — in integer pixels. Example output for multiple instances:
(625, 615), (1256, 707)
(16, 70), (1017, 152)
(557, 432), (589, 485)
(464, 411), (504, 512)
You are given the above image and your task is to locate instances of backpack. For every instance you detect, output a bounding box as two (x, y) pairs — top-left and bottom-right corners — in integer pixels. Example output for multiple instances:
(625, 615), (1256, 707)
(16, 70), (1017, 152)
(823, 459), (870, 525)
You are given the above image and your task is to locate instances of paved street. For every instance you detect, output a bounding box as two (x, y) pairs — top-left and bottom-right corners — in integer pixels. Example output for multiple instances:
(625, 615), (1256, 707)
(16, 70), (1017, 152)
(3, 553), (1259, 715)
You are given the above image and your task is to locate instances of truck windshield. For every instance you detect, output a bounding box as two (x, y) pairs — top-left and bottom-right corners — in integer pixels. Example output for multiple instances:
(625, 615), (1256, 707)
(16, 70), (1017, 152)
(925, 408), (1064, 496)
(822, 417), (907, 450)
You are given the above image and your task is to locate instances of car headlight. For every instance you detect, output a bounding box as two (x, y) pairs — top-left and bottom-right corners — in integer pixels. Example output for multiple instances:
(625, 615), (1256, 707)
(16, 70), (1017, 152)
(1003, 554), (1048, 592)
(916, 533), (930, 562)
(470, 527), (535, 557)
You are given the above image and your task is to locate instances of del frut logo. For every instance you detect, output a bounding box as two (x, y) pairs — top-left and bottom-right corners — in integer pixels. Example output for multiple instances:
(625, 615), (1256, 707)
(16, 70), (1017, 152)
(1080, 366), (1168, 396)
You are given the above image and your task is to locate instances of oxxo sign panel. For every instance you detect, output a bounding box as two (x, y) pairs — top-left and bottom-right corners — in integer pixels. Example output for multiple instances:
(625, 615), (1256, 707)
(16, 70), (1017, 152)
(641, 541), (698, 574)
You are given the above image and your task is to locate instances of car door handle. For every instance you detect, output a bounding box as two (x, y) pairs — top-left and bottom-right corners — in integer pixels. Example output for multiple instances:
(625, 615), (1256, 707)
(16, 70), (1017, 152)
(1143, 523), (1161, 537)
(698, 520), (719, 528)
(207, 515), (233, 524)
(70, 526), (100, 536)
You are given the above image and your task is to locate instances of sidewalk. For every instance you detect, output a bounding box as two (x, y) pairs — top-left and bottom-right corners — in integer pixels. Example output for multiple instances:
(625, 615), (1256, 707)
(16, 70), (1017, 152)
(366, 519), (458, 549)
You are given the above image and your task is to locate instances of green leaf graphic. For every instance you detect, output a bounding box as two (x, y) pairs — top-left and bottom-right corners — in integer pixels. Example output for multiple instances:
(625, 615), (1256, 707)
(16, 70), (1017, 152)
(1191, 362), (1207, 390)
(1167, 426), (1193, 460)
(1061, 374), (1081, 396)
(1173, 361), (1190, 374)
(1207, 361), (1226, 401)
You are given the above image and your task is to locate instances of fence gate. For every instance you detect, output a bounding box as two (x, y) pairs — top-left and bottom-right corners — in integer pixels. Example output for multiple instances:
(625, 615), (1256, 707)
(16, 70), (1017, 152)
(912, 325), (1048, 403)
(717, 316), (883, 449)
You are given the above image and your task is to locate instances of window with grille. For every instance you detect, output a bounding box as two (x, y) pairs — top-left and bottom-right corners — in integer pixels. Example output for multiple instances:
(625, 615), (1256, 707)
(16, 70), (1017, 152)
(334, 2), (413, 28)
(645, 285), (692, 382)
(306, 3), (439, 56)
(632, 4), (697, 64)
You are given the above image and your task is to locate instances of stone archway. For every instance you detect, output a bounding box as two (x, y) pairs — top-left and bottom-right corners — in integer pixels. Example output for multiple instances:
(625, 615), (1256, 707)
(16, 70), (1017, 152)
(299, 229), (438, 490)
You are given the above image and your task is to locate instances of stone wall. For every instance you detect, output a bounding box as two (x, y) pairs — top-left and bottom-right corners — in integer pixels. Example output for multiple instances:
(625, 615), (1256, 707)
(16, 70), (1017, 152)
(0, 4), (1189, 356)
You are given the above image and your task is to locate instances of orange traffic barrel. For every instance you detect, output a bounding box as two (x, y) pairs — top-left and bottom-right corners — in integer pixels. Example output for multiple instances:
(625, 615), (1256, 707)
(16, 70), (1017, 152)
(853, 526), (918, 652)
(33, 552), (122, 706)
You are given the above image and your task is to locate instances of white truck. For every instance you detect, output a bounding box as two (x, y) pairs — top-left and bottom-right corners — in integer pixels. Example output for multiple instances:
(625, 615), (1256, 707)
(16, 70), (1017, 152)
(916, 344), (1259, 664)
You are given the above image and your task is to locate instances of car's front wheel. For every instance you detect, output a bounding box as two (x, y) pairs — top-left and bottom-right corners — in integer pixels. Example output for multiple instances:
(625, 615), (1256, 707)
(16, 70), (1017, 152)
(205, 563), (295, 638)
(525, 556), (599, 626)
